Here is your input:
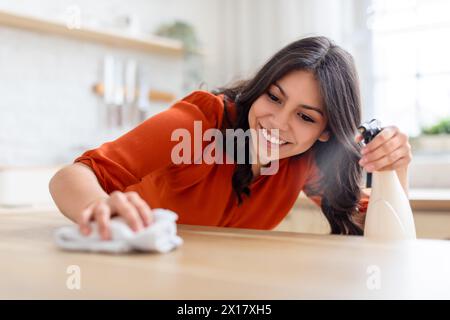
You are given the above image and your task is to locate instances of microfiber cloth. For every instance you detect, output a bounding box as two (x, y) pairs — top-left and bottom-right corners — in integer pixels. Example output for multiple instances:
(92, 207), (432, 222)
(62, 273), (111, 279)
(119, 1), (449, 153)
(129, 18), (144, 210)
(54, 209), (183, 254)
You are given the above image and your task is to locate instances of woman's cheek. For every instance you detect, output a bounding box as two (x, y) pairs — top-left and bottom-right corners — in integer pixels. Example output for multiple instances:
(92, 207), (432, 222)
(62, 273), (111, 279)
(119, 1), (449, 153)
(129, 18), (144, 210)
(249, 101), (270, 127)
(292, 127), (320, 152)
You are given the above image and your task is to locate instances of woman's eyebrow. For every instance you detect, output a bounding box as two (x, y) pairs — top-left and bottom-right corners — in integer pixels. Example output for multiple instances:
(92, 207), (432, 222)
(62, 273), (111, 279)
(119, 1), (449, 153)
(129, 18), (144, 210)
(274, 82), (324, 117)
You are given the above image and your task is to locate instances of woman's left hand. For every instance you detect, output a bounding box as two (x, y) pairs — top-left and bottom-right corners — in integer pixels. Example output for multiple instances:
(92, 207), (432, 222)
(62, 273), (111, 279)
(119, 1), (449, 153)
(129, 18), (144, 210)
(356, 126), (412, 173)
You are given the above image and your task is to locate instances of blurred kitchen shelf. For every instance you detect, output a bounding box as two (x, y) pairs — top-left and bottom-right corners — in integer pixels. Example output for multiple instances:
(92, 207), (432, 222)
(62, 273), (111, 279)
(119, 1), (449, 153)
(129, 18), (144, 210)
(409, 188), (450, 211)
(294, 189), (450, 212)
(0, 9), (184, 56)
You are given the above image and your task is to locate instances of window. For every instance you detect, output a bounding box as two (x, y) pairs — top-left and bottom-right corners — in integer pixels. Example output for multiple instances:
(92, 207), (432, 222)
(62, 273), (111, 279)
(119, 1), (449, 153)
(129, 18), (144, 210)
(367, 0), (450, 136)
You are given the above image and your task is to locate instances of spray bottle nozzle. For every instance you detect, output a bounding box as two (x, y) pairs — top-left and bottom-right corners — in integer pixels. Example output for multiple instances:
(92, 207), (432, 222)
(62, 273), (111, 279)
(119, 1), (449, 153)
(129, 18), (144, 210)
(358, 119), (382, 189)
(358, 119), (382, 144)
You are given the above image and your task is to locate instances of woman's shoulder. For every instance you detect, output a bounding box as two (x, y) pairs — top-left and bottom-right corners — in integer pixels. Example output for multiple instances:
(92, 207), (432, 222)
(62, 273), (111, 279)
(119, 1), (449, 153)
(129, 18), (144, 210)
(172, 90), (227, 130)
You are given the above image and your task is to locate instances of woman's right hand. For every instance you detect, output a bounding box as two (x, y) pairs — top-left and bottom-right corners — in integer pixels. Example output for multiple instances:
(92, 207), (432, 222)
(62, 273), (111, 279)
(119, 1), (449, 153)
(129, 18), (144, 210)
(77, 191), (153, 240)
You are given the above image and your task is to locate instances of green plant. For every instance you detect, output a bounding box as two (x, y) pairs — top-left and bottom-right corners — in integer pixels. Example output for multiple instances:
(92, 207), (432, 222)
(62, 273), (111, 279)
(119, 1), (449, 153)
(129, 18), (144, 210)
(154, 20), (199, 52)
(422, 118), (450, 135)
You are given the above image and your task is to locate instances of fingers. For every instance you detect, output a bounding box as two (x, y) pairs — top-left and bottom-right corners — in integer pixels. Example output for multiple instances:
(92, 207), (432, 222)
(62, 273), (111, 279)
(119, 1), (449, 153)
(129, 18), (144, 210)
(126, 192), (152, 227)
(361, 126), (399, 155)
(78, 192), (151, 241)
(358, 125), (412, 172)
(380, 156), (411, 171)
(359, 136), (403, 166)
(94, 203), (111, 240)
(78, 203), (95, 236)
(109, 191), (144, 232)
(362, 146), (409, 172)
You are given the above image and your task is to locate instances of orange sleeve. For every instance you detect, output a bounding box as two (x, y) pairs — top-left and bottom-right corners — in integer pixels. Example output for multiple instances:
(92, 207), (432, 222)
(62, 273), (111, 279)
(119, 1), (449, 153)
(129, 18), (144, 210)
(302, 155), (369, 214)
(74, 90), (224, 193)
(358, 190), (370, 214)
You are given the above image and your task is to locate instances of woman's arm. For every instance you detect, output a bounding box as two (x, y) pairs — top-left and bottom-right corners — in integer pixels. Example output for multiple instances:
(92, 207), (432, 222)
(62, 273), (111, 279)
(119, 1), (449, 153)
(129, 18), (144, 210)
(49, 163), (151, 240)
(49, 163), (109, 223)
(49, 91), (223, 239)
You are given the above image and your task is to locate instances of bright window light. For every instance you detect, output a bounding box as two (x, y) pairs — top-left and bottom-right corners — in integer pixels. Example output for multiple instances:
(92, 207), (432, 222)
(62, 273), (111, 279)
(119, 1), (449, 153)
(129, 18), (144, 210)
(367, 0), (450, 136)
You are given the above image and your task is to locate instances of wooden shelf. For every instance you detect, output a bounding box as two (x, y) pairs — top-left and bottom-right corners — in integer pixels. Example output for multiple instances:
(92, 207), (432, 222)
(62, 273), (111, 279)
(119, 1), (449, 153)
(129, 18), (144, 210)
(0, 10), (184, 56)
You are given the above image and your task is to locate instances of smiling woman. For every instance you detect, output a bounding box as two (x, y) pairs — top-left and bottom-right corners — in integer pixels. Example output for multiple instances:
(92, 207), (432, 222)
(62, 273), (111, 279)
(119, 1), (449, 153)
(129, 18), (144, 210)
(213, 36), (367, 234)
(248, 71), (329, 166)
(50, 36), (411, 239)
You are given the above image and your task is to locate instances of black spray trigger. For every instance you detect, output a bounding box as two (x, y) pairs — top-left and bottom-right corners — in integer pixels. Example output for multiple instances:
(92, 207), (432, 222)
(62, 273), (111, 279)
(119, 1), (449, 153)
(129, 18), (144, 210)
(358, 119), (383, 188)
(358, 119), (382, 145)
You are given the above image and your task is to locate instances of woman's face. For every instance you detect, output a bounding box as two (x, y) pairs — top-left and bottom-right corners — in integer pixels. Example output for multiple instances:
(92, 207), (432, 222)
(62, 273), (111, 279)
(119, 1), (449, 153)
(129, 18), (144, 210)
(248, 70), (329, 164)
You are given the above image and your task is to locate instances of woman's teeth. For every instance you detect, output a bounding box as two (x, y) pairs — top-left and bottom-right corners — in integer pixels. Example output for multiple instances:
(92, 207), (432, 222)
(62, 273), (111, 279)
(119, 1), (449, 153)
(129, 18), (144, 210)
(261, 127), (287, 145)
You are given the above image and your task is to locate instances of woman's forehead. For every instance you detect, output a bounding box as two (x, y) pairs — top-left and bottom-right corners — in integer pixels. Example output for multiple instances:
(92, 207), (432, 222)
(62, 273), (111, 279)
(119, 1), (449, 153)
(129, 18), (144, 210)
(273, 71), (324, 111)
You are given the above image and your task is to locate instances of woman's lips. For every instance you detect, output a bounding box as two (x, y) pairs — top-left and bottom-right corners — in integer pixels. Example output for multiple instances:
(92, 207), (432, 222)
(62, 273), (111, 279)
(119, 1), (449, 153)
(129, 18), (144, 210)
(255, 123), (292, 151)
(256, 123), (291, 146)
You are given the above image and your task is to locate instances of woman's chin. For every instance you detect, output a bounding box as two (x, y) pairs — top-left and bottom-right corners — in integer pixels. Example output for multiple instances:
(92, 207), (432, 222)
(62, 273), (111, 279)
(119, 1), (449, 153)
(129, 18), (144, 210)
(257, 142), (289, 162)
(256, 148), (284, 163)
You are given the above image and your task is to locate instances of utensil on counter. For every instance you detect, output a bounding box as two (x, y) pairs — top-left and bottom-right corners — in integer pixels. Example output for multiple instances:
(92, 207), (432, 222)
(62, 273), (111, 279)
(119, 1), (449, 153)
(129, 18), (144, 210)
(103, 55), (115, 129)
(124, 59), (138, 127)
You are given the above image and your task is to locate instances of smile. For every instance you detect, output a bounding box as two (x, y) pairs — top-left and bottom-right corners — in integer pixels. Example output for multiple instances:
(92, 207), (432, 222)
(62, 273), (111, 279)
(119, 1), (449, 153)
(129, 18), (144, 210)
(258, 123), (289, 145)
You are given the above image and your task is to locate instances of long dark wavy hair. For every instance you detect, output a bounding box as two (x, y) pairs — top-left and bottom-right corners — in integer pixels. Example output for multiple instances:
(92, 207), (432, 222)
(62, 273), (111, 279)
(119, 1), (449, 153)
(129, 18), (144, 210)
(212, 36), (364, 235)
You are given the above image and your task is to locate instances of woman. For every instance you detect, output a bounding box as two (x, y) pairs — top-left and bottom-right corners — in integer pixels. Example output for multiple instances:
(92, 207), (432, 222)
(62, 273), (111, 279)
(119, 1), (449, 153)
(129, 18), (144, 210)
(49, 36), (412, 239)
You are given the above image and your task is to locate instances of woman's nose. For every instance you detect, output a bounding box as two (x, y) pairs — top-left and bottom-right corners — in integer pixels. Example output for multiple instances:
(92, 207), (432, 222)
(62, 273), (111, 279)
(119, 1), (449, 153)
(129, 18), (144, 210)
(271, 109), (290, 131)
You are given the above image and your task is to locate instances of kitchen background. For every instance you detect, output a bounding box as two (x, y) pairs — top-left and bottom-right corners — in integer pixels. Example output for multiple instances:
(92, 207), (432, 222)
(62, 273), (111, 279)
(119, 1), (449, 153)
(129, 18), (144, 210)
(1, 0), (449, 238)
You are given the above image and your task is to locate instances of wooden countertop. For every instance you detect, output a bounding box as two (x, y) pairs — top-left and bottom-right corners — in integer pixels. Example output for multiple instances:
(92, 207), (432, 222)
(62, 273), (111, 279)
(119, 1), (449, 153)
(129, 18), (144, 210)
(1, 211), (449, 299)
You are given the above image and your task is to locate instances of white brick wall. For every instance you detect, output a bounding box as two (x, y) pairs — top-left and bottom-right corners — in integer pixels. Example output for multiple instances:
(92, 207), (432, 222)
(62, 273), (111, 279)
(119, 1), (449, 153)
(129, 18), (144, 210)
(0, 0), (210, 166)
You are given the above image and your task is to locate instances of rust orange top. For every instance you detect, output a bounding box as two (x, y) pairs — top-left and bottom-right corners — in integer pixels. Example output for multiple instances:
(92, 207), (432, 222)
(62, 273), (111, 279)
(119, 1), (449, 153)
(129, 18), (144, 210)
(74, 90), (368, 230)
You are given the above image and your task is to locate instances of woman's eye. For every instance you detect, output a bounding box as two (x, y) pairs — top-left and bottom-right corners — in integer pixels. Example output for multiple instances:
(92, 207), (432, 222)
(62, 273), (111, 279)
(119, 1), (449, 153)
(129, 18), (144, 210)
(267, 92), (280, 103)
(298, 113), (315, 123)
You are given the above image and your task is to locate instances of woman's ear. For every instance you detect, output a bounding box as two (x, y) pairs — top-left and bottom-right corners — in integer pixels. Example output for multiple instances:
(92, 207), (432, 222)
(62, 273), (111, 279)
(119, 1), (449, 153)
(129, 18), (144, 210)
(318, 130), (330, 142)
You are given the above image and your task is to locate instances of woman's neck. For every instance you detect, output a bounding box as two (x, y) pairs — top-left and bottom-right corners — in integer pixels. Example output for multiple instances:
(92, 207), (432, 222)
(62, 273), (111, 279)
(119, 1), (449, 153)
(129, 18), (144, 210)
(251, 159), (273, 180)
(251, 162), (261, 179)
(250, 146), (262, 179)
(249, 140), (272, 180)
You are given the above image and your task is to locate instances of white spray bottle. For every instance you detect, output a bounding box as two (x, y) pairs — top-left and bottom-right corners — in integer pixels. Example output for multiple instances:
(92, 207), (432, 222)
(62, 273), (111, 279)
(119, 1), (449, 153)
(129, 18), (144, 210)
(358, 120), (417, 240)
